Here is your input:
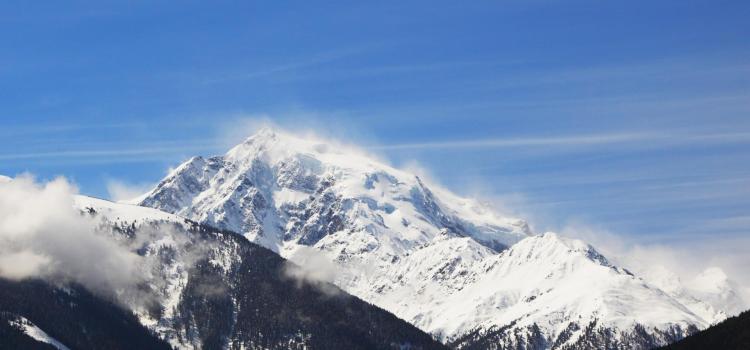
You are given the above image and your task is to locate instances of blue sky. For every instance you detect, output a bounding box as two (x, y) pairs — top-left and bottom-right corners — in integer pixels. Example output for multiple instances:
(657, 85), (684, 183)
(1, 1), (749, 254)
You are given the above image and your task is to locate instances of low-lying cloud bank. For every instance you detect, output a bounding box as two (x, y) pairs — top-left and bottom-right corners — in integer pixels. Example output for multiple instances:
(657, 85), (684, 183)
(0, 175), (143, 296)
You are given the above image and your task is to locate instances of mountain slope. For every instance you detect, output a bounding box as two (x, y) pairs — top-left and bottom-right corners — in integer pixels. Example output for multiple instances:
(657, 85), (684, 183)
(138, 127), (532, 255)
(658, 309), (750, 349)
(76, 196), (446, 350)
(135, 128), (731, 349)
(445, 234), (701, 349)
(0, 278), (172, 350)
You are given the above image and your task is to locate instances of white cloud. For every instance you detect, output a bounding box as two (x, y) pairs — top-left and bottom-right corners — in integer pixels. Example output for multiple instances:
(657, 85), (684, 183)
(373, 132), (654, 151)
(213, 114), (392, 165)
(0, 251), (49, 280)
(0, 175), (143, 295)
(371, 131), (750, 151)
(0, 141), (222, 162)
(283, 246), (342, 296)
(202, 45), (378, 84)
(106, 179), (155, 202)
(559, 221), (750, 305)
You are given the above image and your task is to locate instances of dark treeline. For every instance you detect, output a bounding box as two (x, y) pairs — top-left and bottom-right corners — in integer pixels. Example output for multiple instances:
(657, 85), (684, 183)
(658, 310), (750, 350)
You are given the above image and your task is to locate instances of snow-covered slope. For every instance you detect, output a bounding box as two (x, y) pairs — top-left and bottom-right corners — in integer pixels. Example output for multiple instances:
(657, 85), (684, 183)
(7, 316), (71, 350)
(74, 195), (211, 347)
(445, 233), (705, 349)
(72, 195), (445, 350)
(138, 127), (531, 255)
(75, 195), (182, 227)
(135, 128), (739, 349)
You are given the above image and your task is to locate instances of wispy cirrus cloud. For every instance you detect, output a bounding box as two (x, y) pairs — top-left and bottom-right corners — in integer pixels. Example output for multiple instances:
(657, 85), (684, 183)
(0, 140), (223, 162)
(201, 45), (382, 84)
(371, 131), (750, 151)
(372, 132), (652, 150)
(4, 127), (748, 164)
(0, 147), (199, 161)
(0, 122), (147, 136)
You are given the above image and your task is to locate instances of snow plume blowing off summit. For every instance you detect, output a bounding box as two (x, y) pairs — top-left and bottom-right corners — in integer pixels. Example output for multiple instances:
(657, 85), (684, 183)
(0, 175), (157, 304)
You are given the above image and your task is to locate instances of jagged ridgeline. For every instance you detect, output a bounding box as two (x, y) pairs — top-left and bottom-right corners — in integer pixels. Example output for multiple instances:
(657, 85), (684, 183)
(132, 128), (741, 349)
(4, 128), (743, 350)
(0, 199), (445, 350)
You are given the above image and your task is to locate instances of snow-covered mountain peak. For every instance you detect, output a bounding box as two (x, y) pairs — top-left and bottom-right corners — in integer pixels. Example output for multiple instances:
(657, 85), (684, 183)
(139, 128), (532, 254)
(503, 232), (613, 267)
(134, 129), (739, 348)
(225, 127), (403, 177)
(401, 229), (708, 345)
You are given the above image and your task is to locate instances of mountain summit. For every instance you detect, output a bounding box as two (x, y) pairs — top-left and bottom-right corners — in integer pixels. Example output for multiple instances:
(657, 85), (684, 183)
(139, 127), (532, 254)
(137, 128), (738, 349)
